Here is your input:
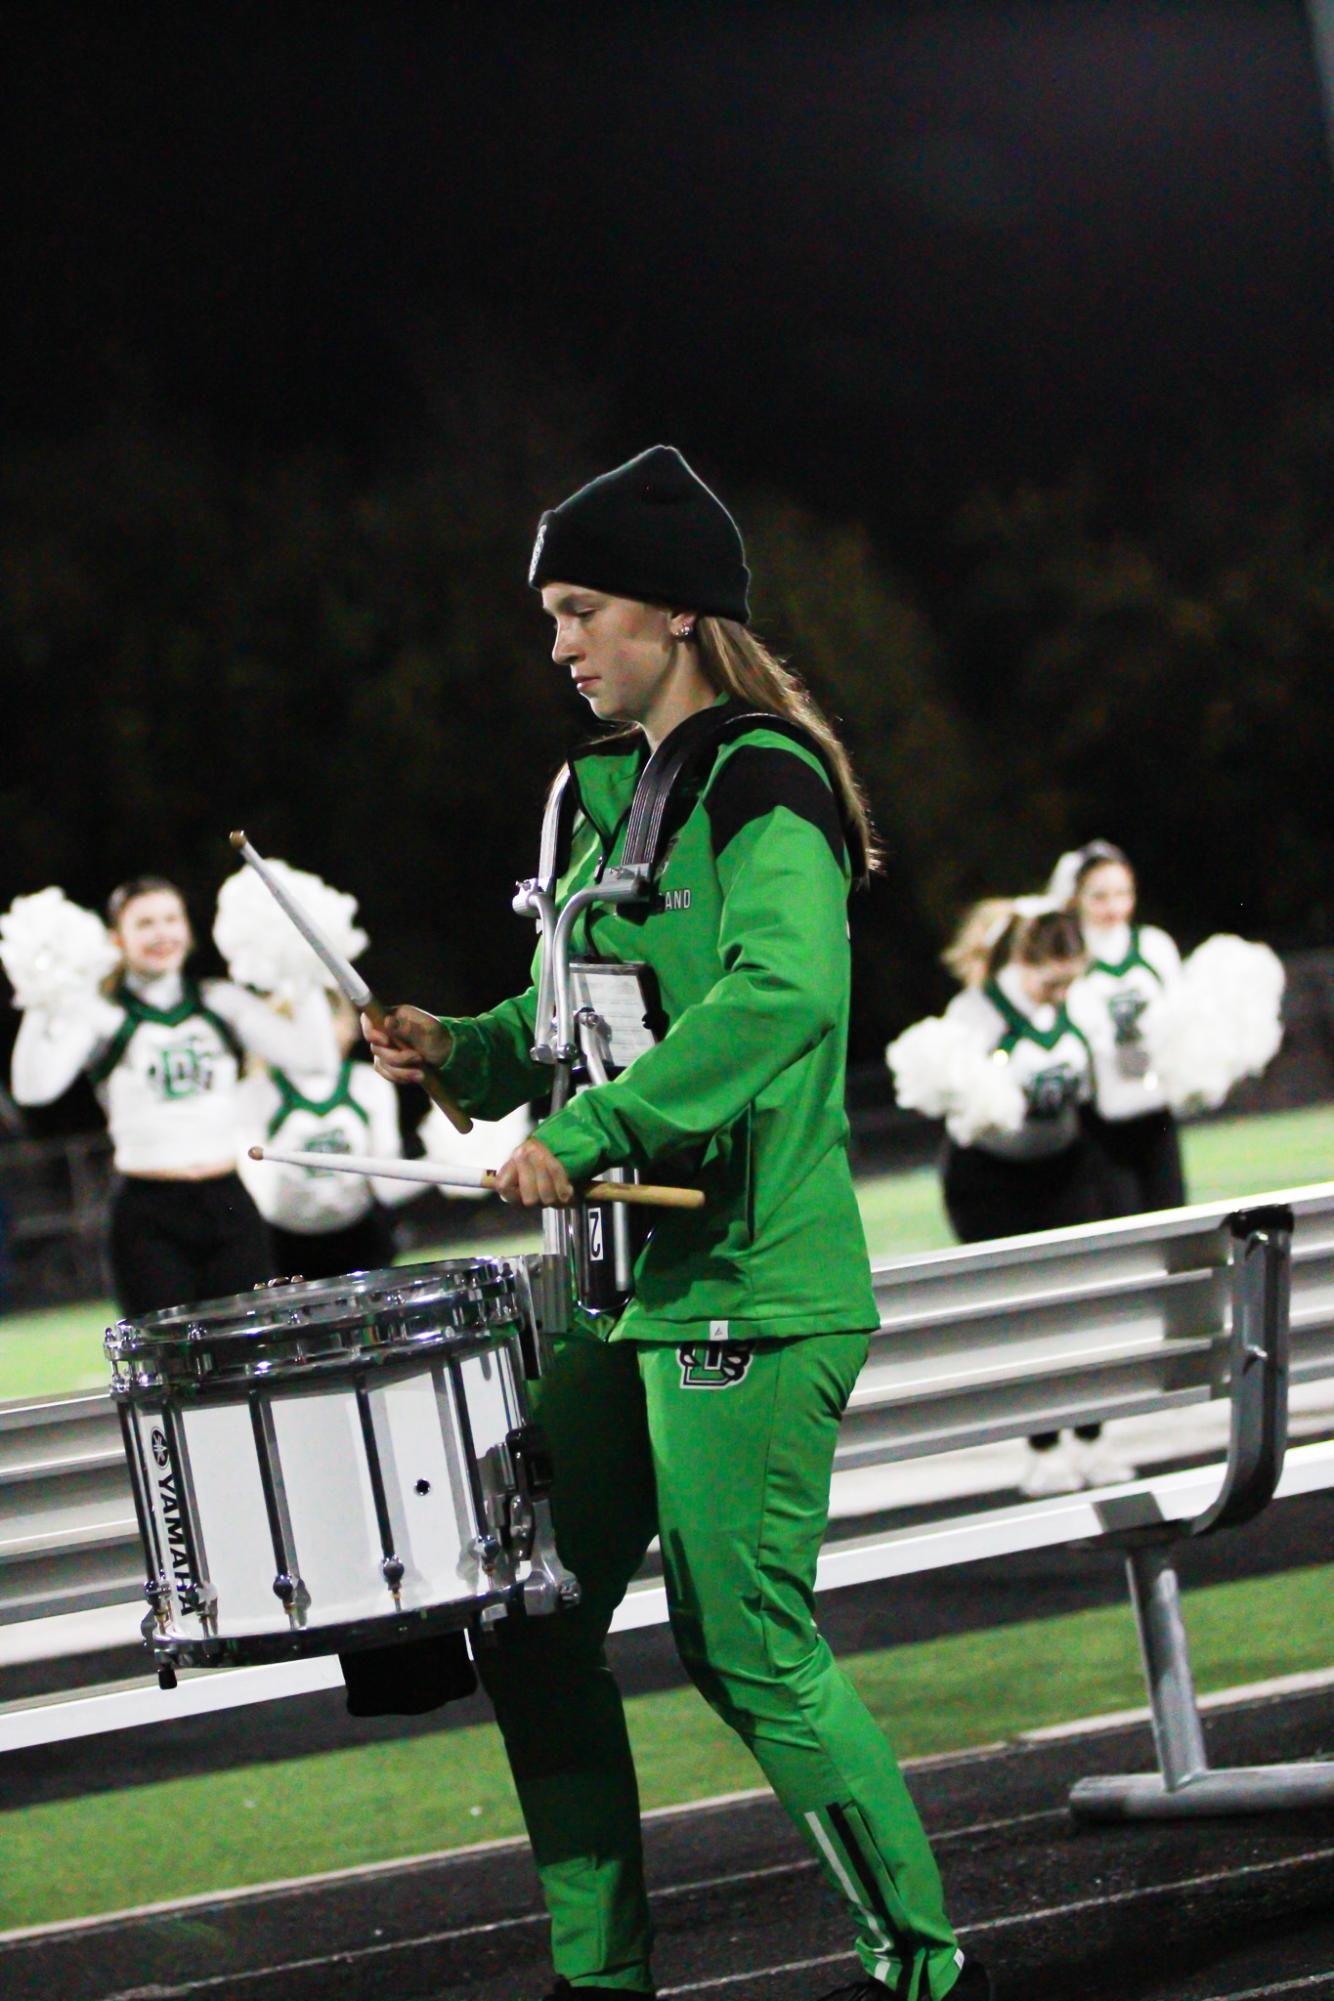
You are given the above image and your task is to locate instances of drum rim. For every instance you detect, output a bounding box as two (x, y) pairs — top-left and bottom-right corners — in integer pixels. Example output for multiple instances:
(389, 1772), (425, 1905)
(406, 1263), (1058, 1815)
(113, 1257), (514, 1336)
(146, 1591), (510, 1668)
(106, 1256), (526, 1392)
(111, 1319), (525, 1398)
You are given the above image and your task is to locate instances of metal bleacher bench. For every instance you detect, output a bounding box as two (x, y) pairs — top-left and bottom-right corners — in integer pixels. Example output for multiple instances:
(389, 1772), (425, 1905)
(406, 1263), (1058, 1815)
(3, 1181), (1334, 1824)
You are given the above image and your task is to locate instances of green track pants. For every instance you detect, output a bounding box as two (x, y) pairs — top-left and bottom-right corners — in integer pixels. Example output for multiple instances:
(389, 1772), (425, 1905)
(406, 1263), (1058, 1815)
(475, 1331), (964, 1999)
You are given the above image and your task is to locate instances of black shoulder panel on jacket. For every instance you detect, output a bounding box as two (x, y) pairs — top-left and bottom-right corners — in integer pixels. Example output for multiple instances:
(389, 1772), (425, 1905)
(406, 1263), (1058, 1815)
(704, 745), (846, 868)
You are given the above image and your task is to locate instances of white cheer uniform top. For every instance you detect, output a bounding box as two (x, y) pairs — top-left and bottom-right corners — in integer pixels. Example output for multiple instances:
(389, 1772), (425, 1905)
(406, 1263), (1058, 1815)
(237, 1059), (418, 1232)
(11, 973), (337, 1175)
(1067, 923), (1181, 1122)
(943, 965), (1093, 1160)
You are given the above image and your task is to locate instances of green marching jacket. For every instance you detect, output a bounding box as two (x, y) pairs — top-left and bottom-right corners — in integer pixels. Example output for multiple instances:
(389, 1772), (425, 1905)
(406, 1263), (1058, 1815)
(436, 698), (879, 1343)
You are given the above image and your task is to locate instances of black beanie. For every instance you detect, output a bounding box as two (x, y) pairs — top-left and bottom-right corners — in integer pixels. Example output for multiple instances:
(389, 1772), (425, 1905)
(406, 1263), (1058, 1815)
(528, 445), (751, 624)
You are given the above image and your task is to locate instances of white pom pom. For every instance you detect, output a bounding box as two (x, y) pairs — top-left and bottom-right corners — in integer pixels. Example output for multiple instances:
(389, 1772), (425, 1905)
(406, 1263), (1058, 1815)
(886, 1016), (1025, 1146)
(213, 864), (368, 1003)
(0, 888), (120, 1011)
(419, 1100), (534, 1200)
(1142, 935), (1285, 1113)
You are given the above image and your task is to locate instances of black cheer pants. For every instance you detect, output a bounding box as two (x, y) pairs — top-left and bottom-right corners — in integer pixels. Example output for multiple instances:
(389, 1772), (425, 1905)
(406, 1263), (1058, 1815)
(1085, 1106), (1186, 1219)
(109, 1172), (274, 1319)
(943, 1133), (1121, 1457)
(942, 1134), (1105, 1246)
(269, 1207), (397, 1284)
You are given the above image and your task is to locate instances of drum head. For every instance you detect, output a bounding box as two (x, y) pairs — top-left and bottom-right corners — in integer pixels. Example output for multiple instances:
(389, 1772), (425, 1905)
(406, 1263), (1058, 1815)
(107, 1259), (524, 1395)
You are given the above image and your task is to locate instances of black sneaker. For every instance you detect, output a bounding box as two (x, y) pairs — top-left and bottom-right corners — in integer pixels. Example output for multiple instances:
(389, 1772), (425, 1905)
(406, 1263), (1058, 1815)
(815, 1957), (994, 2000)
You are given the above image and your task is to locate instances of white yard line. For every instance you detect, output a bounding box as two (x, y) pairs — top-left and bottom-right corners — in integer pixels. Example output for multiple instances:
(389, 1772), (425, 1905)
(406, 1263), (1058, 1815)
(658, 1951), (855, 1995)
(1196, 1975), (1334, 2001)
(5, 1663), (1331, 1947)
(967, 1845), (1334, 1935)
(52, 1835), (1334, 2001)
(0, 1805), (1054, 1955)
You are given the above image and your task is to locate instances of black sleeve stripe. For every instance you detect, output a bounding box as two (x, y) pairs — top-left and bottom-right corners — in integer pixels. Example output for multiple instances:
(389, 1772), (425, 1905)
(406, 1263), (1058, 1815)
(704, 745), (846, 869)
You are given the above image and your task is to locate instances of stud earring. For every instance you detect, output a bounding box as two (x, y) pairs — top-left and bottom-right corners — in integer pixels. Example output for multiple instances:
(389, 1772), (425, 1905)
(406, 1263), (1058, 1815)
(673, 625), (695, 643)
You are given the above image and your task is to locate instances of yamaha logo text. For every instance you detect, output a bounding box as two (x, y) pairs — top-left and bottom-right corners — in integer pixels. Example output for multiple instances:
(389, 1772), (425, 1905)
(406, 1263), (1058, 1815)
(149, 1425), (195, 1590)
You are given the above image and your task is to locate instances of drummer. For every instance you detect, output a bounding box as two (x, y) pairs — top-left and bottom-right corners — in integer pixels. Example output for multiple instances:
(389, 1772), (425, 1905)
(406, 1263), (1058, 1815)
(367, 448), (990, 2001)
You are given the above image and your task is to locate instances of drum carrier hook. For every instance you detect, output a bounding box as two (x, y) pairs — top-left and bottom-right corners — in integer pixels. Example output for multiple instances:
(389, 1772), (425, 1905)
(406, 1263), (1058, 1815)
(513, 773), (659, 1329)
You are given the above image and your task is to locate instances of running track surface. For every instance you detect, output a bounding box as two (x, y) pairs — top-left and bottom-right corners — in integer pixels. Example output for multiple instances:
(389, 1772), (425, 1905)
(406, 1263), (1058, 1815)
(4, 1681), (1333, 2001)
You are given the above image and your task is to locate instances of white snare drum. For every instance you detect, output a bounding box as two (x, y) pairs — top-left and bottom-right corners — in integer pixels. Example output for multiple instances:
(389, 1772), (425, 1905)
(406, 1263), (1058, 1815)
(106, 1259), (578, 1679)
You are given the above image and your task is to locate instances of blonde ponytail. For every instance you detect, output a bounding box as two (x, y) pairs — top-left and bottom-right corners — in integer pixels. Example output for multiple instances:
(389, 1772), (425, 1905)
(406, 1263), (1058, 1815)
(944, 897), (1085, 988)
(942, 899), (1016, 987)
(694, 617), (881, 883)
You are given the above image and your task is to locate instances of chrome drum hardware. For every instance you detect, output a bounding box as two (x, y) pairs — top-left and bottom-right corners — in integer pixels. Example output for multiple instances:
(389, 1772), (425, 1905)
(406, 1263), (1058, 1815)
(107, 1259), (578, 1682)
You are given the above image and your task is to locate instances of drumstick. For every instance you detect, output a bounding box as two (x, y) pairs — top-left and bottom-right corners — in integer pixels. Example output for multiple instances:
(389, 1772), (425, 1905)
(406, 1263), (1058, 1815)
(229, 831), (472, 1135)
(249, 1145), (705, 1211)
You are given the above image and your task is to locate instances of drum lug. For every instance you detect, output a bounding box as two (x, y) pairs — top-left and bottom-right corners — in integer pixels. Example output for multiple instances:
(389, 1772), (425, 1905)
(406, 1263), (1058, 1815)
(482, 1511), (519, 1591)
(272, 1572), (312, 1624)
(471, 1530), (504, 1573)
(180, 1580), (218, 1625)
(141, 1576), (171, 1635)
(381, 1555), (406, 1595)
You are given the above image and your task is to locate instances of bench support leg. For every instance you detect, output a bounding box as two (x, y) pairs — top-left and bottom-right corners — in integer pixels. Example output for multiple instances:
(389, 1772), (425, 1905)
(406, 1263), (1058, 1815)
(1069, 1542), (1334, 1821)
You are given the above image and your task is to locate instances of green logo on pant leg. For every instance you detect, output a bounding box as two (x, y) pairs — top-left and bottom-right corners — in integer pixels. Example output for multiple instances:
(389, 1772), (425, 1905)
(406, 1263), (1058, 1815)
(677, 1341), (753, 1388)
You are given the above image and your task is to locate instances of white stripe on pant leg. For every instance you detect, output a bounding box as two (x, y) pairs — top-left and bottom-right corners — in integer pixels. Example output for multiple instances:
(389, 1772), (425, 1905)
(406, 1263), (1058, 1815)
(804, 1810), (894, 1986)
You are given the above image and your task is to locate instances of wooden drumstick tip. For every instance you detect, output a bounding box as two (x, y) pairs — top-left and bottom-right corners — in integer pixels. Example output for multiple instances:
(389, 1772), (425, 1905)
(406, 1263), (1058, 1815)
(229, 829), (247, 849)
(247, 1145), (265, 1160)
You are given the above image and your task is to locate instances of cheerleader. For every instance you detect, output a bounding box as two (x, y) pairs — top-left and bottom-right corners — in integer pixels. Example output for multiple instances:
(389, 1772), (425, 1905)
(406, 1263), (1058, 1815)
(1053, 841), (1186, 1217)
(904, 899), (1102, 1237)
(212, 857), (417, 1280)
(235, 994), (423, 1281)
(888, 898), (1112, 1496)
(6, 877), (336, 1317)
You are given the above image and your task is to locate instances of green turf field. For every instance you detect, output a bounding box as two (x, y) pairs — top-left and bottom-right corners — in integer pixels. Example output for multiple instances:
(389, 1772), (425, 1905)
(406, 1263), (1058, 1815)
(4, 1103), (1331, 1404)
(2, 1560), (1330, 1931)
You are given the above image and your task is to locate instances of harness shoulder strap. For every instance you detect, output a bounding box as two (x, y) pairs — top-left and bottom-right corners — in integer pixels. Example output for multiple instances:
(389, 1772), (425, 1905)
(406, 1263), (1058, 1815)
(620, 705), (859, 877)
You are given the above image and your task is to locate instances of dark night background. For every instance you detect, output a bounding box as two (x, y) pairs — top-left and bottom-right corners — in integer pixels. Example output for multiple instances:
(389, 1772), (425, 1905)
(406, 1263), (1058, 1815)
(6, 0), (1334, 1099)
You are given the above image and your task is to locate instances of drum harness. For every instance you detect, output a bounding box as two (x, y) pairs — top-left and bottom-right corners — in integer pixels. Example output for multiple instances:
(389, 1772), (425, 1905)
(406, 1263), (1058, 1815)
(514, 704), (841, 1333)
